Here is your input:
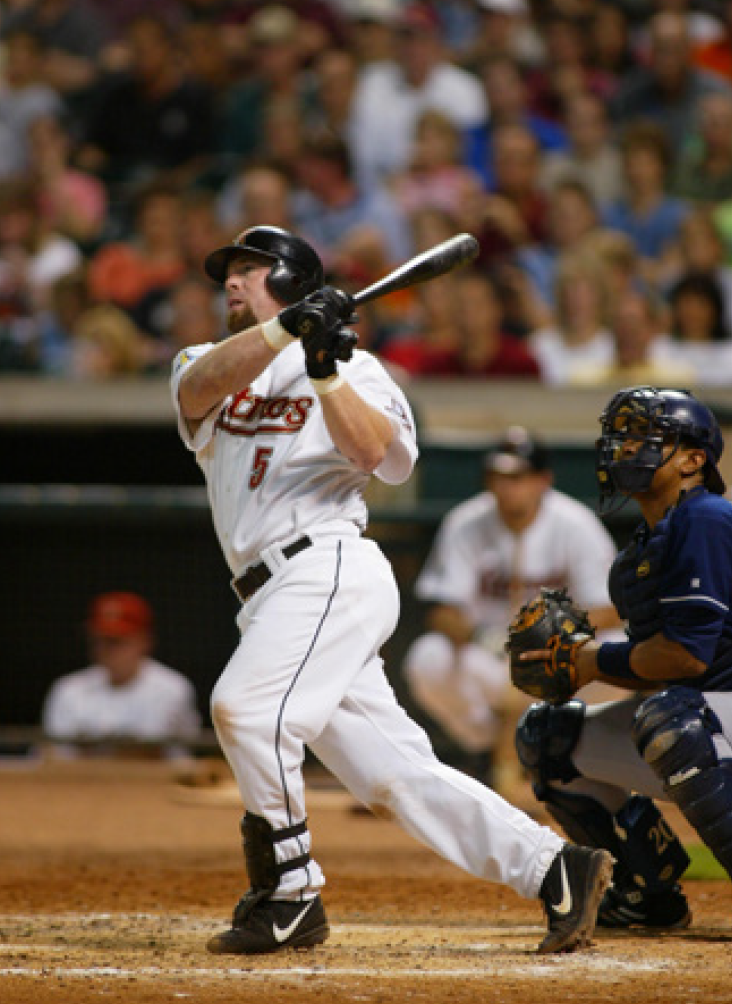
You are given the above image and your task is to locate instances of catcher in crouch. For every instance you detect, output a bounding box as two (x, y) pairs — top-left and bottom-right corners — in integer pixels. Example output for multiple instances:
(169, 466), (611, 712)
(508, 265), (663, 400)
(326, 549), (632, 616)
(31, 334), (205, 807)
(509, 386), (732, 929)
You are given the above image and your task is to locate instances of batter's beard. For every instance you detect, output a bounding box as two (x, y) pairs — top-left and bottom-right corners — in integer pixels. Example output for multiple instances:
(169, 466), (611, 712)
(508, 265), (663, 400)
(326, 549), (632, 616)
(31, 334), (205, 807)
(227, 303), (257, 334)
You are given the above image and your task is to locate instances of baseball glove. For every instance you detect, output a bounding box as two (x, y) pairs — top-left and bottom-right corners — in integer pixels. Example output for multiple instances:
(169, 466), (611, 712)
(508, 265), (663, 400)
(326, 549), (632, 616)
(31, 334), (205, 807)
(505, 587), (595, 705)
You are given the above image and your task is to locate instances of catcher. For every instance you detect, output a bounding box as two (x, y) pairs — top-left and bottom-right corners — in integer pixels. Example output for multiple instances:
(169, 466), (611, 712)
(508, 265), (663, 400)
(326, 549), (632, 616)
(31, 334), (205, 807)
(509, 386), (732, 929)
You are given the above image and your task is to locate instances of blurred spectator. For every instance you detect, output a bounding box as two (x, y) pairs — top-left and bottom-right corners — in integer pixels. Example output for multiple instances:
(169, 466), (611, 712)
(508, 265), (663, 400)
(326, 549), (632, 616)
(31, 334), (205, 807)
(345, 0), (398, 67)
(672, 91), (732, 204)
(179, 189), (229, 277)
(669, 270), (732, 343)
(304, 46), (359, 149)
(576, 228), (641, 303)
(586, 1), (636, 99)
(524, 9), (604, 124)
(42, 591), (201, 756)
(540, 91), (625, 209)
(351, 1), (486, 190)
(602, 121), (690, 289)
(465, 0), (541, 72)
(570, 287), (697, 387)
(218, 162), (295, 233)
(528, 252), (613, 385)
(380, 275), (462, 375)
(609, 12), (730, 150)
(86, 182), (186, 326)
(68, 303), (149, 378)
(215, 5), (309, 177)
(694, 0), (732, 83)
(76, 14), (215, 198)
(516, 177), (599, 311)
(28, 113), (106, 249)
(0, 0), (110, 111)
(0, 178), (82, 312)
(665, 271), (732, 385)
(475, 122), (549, 265)
(390, 108), (485, 219)
(35, 267), (90, 373)
(292, 129), (412, 269)
(157, 273), (224, 365)
(465, 53), (567, 190)
(0, 27), (63, 181)
(664, 208), (732, 328)
(447, 269), (540, 378)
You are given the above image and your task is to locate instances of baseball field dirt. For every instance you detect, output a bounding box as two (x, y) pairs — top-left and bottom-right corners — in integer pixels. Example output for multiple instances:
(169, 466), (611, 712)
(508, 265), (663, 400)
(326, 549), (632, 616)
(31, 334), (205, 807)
(1, 757), (730, 1004)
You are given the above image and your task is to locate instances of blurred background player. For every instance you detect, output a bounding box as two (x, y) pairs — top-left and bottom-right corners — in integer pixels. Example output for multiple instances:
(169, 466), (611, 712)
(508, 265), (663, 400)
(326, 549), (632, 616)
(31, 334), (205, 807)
(403, 426), (619, 788)
(42, 591), (201, 756)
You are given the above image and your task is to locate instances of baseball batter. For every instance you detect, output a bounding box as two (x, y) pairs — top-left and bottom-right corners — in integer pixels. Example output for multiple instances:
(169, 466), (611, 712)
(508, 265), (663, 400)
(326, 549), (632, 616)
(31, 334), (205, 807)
(515, 386), (732, 929)
(403, 428), (618, 765)
(171, 225), (612, 956)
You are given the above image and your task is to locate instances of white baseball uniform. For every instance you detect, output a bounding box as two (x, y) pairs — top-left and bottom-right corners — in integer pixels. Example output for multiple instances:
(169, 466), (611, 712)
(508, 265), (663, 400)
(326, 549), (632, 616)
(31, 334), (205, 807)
(42, 658), (201, 744)
(171, 340), (564, 901)
(404, 489), (617, 751)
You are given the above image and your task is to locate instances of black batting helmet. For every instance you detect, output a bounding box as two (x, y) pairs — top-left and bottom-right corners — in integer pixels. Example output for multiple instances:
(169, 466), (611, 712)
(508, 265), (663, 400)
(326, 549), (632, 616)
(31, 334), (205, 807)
(204, 226), (324, 304)
(596, 386), (726, 504)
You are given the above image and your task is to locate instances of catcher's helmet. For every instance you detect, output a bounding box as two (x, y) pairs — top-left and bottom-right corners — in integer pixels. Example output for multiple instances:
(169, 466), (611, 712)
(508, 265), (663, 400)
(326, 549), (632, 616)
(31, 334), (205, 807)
(596, 386), (726, 504)
(204, 226), (324, 304)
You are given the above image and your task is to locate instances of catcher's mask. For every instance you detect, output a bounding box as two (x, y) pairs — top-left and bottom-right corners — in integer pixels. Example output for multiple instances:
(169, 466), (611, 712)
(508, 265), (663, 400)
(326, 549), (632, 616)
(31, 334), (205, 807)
(204, 226), (324, 304)
(596, 385), (725, 511)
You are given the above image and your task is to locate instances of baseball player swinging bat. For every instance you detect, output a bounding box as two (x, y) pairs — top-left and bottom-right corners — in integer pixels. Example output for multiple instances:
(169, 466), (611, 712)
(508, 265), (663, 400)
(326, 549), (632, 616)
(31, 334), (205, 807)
(352, 232), (480, 306)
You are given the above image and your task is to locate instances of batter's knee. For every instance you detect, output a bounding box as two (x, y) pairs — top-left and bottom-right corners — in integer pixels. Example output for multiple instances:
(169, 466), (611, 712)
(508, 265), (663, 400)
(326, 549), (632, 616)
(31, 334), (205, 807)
(515, 699), (586, 788)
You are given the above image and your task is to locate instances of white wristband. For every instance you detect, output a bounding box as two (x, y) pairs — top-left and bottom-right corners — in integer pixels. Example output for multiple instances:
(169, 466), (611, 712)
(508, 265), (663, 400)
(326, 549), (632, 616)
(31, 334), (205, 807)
(261, 317), (296, 353)
(311, 373), (345, 396)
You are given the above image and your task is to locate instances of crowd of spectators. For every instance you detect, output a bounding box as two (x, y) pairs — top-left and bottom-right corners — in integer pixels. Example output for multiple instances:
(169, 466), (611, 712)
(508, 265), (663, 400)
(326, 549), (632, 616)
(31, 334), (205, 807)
(2, 0), (732, 387)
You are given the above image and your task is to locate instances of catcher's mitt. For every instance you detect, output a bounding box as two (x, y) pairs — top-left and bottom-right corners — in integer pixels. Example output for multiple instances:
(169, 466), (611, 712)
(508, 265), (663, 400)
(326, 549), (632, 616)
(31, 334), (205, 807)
(505, 587), (595, 705)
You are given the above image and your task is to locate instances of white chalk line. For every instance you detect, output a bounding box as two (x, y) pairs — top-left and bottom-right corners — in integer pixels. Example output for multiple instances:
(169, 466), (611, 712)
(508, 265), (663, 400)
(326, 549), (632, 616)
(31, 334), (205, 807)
(0, 914), (675, 980)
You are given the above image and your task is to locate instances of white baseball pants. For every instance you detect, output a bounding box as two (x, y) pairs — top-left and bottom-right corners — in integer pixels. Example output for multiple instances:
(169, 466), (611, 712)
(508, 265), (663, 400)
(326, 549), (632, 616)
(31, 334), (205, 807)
(210, 533), (562, 901)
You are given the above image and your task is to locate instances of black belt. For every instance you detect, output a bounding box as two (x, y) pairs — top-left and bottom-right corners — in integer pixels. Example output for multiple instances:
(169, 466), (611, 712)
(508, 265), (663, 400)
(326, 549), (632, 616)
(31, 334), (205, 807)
(233, 536), (313, 603)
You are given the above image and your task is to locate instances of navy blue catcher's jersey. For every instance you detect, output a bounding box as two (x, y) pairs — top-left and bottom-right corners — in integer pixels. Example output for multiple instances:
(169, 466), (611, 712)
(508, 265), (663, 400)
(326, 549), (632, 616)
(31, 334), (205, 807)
(609, 486), (732, 691)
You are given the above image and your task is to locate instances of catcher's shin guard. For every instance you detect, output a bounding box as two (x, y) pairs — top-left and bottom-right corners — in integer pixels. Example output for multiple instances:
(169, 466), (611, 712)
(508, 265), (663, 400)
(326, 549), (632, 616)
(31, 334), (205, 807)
(517, 701), (689, 895)
(634, 687), (732, 878)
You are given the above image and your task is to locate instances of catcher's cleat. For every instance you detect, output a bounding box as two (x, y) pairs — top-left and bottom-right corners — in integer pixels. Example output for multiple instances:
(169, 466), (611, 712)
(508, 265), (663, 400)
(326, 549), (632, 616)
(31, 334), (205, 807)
(538, 845), (614, 954)
(597, 882), (691, 930)
(207, 892), (330, 955)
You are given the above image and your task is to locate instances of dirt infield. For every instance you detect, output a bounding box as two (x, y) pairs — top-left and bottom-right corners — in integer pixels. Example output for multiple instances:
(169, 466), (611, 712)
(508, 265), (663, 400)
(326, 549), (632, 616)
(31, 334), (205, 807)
(1, 758), (730, 1004)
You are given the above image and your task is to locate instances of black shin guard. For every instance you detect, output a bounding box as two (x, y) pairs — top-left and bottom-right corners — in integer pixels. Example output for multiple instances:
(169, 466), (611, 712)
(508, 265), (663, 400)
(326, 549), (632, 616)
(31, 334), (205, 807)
(233, 813), (311, 924)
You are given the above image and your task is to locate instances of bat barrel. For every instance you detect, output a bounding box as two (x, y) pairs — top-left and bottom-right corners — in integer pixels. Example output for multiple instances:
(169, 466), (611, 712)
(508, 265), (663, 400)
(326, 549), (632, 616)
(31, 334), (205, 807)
(352, 233), (479, 306)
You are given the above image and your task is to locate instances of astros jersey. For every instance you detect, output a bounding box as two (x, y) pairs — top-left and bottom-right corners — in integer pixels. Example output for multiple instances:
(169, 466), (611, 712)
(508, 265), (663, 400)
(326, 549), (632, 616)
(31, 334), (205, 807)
(415, 488), (616, 628)
(171, 341), (418, 576)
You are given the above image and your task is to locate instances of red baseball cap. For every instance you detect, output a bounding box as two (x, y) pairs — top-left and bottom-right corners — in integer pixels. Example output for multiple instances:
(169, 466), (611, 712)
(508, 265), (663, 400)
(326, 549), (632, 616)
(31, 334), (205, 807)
(86, 592), (153, 637)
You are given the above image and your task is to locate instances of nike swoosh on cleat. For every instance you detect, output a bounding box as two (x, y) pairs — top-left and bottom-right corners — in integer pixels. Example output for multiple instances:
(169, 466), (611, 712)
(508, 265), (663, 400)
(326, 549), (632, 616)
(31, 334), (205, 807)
(551, 858), (573, 916)
(272, 901), (315, 944)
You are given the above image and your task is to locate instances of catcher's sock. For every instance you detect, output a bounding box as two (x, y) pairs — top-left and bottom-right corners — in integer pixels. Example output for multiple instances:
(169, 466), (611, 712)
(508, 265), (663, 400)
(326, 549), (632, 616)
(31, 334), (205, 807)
(538, 844), (614, 954)
(207, 893), (329, 955)
(597, 882), (691, 929)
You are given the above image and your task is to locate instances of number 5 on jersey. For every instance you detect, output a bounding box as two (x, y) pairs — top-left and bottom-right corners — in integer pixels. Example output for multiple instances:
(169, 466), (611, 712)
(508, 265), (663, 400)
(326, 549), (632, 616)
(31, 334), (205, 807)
(250, 447), (273, 490)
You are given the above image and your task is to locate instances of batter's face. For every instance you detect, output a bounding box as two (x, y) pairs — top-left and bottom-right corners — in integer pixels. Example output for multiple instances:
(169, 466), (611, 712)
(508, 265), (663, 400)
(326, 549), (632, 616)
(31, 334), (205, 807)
(224, 257), (276, 332)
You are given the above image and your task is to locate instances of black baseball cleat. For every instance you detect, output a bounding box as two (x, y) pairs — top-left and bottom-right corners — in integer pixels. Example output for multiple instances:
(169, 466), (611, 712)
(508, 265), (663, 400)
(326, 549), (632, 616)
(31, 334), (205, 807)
(597, 883), (691, 929)
(538, 845), (614, 954)
(207, 892), (330, 954)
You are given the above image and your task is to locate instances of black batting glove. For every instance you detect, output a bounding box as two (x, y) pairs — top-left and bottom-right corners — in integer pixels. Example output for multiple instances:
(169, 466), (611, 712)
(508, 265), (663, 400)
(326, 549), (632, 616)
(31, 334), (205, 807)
(278, 286), (356, 340)
(303, 325), (358, 380)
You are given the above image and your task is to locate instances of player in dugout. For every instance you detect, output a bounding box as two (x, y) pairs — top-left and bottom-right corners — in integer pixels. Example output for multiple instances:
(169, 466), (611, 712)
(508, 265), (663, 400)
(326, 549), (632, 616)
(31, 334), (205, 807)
(511, 386), (732, 929)
(170, 224), (613, 956)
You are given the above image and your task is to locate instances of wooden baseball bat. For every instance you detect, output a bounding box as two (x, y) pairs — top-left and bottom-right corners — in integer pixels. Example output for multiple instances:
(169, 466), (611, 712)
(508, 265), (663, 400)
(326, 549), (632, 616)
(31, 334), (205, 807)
(351, 233), (480, 306)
